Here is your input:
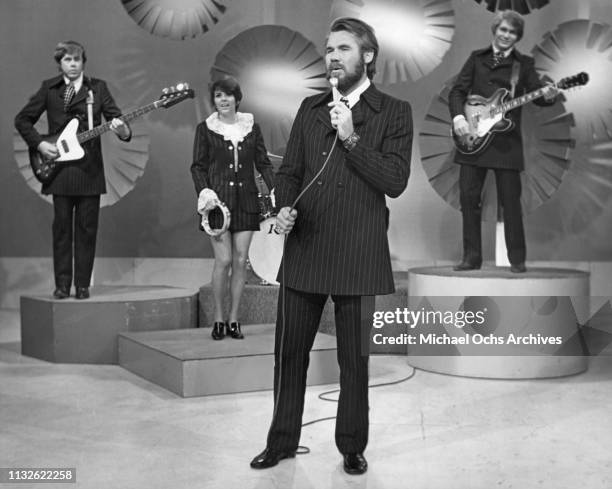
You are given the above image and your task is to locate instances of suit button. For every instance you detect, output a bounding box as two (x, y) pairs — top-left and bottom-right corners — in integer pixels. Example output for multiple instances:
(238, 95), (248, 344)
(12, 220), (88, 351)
(317, 180), (323, 185)
(239, 164), (242, 169)
(238, 146), (242, 150)
(229, 181), (235, 186)
(238, 182), (243, 187)
(322, 151), (327, 156)
(337, 182), (344, 188)
(229, 164), (233, 169)
(229, 145), (233, 150)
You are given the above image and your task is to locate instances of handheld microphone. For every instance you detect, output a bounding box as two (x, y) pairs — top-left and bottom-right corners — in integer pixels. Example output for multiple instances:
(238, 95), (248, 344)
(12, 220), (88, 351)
(329, 76), (340, 103)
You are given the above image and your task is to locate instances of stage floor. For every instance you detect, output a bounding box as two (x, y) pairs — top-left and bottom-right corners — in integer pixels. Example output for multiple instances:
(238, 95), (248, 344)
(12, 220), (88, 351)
(2, 308), (612, 489)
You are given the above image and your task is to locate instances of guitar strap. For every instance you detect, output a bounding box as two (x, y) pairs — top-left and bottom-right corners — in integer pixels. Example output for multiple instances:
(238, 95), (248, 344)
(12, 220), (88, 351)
(509, 60), (520, 98)
(86, 90), (94, 130)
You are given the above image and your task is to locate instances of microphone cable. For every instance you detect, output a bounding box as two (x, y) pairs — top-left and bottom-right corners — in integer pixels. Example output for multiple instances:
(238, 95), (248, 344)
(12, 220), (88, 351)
(301, 367), (417, 429)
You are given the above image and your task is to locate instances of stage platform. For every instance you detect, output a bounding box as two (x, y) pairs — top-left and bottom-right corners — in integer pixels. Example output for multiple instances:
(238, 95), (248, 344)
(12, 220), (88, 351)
(407, 266), (590, 379)
(198, 280), (409, 333)
(118, 324), (339, 397)
(20, 285), (198, 364)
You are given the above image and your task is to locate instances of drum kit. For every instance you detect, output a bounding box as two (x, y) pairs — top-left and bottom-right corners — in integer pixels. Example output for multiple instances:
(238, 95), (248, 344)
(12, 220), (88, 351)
(248, 193), (284, 285)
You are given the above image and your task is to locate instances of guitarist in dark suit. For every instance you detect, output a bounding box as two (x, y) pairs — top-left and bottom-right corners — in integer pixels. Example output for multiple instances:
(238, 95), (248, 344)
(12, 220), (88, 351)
(15, 40), (131, 299)
(448, 10), (557, 273)
(250, 18), (412, 474)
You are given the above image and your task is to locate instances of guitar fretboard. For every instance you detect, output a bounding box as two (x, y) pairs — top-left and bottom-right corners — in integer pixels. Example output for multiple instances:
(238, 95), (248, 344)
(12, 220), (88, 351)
(76, 101), (162, 143)
(493, 87), (551, 116)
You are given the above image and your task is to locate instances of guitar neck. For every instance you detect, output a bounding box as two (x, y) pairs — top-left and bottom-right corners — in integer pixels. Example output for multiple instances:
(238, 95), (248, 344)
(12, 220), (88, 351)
(76, 100), (162, 143)
(494, 86), (553, 116)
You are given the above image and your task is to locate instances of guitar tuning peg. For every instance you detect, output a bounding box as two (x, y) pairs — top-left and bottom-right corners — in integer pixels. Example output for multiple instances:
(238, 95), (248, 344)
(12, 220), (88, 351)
(176, 83), (185, 91)
(169, 86), (176, 93)
(162, 87), (169, 94)
(184, 83), (190, 89)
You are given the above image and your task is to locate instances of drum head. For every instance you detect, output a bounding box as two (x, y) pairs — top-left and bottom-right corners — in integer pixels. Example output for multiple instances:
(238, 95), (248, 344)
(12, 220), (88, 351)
(249, 217), (284, 285)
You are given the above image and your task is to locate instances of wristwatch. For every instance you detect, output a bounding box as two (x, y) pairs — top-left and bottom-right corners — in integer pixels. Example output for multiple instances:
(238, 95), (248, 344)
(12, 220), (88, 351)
(342, 131), (360, 151)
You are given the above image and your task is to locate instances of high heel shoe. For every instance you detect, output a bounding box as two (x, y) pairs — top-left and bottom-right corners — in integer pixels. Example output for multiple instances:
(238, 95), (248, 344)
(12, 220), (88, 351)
(227, 322), (244, 339)
(211, 321), (226, 340)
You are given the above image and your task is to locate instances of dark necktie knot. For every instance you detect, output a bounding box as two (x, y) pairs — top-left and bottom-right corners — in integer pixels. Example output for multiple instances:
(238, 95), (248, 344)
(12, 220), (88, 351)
(492, 51), (505, 67)
(64, 83), (75, 112)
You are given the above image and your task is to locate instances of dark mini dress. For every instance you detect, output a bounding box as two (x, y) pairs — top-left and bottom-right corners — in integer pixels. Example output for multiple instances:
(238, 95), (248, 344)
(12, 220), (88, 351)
(190, 112), (275, 233)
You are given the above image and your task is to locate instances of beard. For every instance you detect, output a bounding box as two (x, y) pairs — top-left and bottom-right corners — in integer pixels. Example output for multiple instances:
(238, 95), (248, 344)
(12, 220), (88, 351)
(328, 57), (366, 92)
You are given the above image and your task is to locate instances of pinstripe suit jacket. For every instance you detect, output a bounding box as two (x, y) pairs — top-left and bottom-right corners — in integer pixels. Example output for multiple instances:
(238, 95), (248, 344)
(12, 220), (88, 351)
(15, 75), (129, 195)
(275, 84), (412, 295)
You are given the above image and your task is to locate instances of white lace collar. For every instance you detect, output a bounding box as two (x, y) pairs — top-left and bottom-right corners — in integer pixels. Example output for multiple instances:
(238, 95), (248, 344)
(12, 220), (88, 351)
(206, 112), (254, 145)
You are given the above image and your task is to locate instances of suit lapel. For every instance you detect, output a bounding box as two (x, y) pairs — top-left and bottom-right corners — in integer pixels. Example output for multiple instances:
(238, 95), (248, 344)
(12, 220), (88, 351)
(354, 84), (382, 128)
(314, 90), (335, 133)
(316, 107), (335, 133)
(70, 80), (90, 106)
(352, 102), (365, 128)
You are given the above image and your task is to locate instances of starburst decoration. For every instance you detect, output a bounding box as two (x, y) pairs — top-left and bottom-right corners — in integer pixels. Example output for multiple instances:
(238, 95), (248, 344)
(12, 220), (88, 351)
(532, 19), (612, 143)
(472, 0), (549, 14)
(210, 25), (329, 153)
(120, 0), (228, 40)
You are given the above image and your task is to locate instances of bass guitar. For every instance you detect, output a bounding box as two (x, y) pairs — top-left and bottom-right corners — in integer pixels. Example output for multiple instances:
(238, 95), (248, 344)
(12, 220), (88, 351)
(30, 83), (194, 184)
(452, 72), (588, 155)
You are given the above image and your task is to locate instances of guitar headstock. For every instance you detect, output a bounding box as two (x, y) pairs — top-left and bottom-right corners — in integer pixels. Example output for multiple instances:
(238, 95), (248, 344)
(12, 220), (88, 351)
(558, 72), (589, 90)
(159, 83), (195, 108)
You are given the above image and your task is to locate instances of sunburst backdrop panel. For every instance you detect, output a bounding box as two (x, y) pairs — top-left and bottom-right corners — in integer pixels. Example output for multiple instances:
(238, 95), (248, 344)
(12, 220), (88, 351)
(556, 140), (612, 234)
(472, 0), (550, 14)
(209, 25), (329, 154)
(532, 19), (612, 142)
(121, 0), (228, 40)
(524, 19), (612, 234)
(330, 0), (455, 84)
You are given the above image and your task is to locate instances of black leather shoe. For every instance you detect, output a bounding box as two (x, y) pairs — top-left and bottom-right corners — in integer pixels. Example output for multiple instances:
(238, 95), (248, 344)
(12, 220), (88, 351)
(227, 321), (244, 339)
(453, 261), (481, 271)
(53, 287), (70, 299)
(75, 287), (90, 299)
(510, 263), (527, 273)
(343, 453), (368, 475)
(211, 322), (226, 340)
(250, 448), (296, 469)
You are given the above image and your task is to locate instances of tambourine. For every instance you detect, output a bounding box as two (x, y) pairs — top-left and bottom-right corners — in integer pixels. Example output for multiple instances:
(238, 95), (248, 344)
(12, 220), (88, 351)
(201, 199), (231, 237)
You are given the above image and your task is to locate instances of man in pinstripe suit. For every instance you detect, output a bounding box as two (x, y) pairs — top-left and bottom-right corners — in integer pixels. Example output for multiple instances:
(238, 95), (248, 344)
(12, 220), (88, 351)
(250, 17), (412, 474)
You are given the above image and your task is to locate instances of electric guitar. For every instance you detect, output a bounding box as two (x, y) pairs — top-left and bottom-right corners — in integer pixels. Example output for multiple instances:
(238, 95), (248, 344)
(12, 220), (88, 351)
(452, 72), (589, 155)
(29, 83), (194, 184)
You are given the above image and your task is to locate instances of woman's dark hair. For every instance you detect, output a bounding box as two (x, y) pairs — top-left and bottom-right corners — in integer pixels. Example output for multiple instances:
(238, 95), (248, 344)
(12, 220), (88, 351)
(209, 76), (243, 109)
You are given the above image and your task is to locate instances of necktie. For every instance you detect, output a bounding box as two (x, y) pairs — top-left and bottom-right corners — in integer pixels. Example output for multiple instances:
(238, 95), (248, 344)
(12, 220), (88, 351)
(340, 97), (349, 108)
(492, 51), (504, 68)
(64, 83), (75, 112)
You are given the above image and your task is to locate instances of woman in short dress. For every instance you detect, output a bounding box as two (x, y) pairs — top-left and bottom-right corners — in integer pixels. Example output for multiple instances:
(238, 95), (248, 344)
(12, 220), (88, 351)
(191, 77), (275, 340)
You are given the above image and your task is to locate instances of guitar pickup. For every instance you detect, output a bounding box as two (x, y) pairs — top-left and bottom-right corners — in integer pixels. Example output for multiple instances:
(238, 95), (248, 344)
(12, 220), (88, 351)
(60, 139), (69, 153)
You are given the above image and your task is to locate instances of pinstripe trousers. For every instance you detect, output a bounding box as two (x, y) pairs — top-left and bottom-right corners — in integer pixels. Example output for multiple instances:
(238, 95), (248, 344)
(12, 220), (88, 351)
(267, 286), (374, 454)
(52, 195), (100, 288)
